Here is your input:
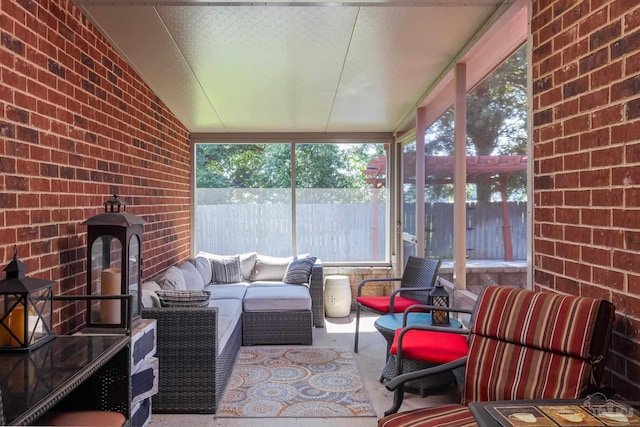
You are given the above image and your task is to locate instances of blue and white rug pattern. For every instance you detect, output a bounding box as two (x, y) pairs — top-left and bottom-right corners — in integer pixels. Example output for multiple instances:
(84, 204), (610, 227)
(217, 347), (377, 418)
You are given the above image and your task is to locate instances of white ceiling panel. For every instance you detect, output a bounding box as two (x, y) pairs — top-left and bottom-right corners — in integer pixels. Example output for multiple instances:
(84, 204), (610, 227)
(156, 6), (358, 132)
(82, 5), (224, 131)
(328, 5), (496, 132)
(76, 0), (513, 134)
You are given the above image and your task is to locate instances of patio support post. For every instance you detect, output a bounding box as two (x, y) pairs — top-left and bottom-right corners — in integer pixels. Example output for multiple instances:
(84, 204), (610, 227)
(454, 63), (467, 290)
(416, 107), (427, 258)
(499, 178), (514, 261)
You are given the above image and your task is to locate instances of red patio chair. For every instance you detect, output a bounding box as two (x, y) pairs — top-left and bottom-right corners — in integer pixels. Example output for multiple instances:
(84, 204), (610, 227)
(379, 285), (616, 426)
(354, 256), (441, 353)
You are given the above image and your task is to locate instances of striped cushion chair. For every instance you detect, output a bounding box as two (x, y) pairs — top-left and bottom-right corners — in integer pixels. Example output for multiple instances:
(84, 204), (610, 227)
(379, 285), (615, 427)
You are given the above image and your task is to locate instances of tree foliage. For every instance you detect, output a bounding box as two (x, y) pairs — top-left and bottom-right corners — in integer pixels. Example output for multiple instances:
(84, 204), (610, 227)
(196, 143), (384, 190)
(425, 44), (528, 202)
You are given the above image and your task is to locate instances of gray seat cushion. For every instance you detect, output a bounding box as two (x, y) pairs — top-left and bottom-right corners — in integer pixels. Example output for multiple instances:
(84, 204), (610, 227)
(205, 283), (249, 300)
(208, 299), (243, 353)
(243, 285), (311, 312)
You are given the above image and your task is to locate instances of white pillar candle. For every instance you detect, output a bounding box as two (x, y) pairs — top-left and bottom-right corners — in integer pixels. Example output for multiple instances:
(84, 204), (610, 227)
(100, 268), (121, 324)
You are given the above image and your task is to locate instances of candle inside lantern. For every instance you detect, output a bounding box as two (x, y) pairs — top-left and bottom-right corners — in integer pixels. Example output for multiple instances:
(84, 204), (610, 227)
(9, 306), (25, 346)
(100, 268), (121, 324)
(0, 315), (11, 346)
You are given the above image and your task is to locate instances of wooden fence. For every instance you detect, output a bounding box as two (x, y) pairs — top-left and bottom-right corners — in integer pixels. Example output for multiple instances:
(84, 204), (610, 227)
(196, 201), (527, 261)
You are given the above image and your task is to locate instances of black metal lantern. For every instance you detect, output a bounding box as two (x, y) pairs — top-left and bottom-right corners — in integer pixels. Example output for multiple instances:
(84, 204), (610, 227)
(0, 246), (55, 352)
(430, 280), (450, 326)
(82, 195), (145, 331)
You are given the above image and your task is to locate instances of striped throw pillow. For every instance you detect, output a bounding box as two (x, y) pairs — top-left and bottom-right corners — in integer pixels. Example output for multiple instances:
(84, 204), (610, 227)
(211, 255), (242, 283)
(156, 289), (211, 307)
(282, 256), (317, 285)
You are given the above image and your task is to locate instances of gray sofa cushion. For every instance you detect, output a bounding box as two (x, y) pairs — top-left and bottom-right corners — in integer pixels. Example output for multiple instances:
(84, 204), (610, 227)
(208, 299), (243, 354)
(155, 266), (187, 291)
(205, 283), (249, 300)
(243, 285), (312, 312)
(191, 256), (213, 285)
(179, 261), (205, 290)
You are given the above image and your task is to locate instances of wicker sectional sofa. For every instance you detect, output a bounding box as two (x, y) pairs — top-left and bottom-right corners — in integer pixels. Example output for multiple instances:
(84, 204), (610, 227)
(140, 252), (324, 413)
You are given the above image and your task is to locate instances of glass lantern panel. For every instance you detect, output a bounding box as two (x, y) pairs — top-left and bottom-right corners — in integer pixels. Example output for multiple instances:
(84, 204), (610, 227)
(129, 235), (141, 319)
(90, 235), (123, 324)
(27, 288), (52, 344)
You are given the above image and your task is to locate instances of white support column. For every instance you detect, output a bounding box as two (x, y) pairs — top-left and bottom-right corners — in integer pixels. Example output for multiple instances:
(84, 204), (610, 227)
(416, 107), (427, 258)
(454, 63), (467, 290)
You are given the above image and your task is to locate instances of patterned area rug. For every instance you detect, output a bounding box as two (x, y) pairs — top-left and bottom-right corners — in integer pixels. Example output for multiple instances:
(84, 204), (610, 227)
(217, 347), (377, 418)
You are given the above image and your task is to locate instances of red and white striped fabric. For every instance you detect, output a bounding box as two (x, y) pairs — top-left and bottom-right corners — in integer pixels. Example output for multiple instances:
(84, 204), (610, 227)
(377, 285), (614, 427)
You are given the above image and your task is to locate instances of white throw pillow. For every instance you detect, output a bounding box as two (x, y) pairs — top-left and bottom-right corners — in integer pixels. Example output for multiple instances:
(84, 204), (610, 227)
(238, 252), (257, 280)
(250, 254), (292, 281)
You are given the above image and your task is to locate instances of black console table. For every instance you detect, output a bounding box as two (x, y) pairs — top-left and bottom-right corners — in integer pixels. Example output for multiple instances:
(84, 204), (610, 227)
(0, 335), (130, 425)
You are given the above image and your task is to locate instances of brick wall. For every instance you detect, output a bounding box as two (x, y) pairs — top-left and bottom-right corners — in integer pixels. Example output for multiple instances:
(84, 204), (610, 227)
(532, 0), (640, 399)
(0, 0), (191, 334)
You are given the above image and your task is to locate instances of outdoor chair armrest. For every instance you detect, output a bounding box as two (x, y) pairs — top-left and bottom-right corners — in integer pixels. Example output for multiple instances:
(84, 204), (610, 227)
(357, 277), (401, 296)
(402, 303), (473, 327)
(385, 356), (468, 391)
(384, 356), (468, 416)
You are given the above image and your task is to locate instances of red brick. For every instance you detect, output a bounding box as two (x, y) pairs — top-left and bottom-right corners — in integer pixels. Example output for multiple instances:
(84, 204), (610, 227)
(592, 188), (623, 206)
(564, 189), (590, 205)
(556, 207), (580, 223)
(579, 88), (609, 112)
(541, 189), (564, 206)
(581, 208), (611, 226)
(592, 104), (623, 128)
(591, 146), (623, 167)
(593, 228), (625, 249)
(564, 260), (591, 281)
(555, 171), (580, 188)
(579, 128), (610, 149)
(582, 245), (612, 266)
(578, 6), (608, 37)
(539, 155), (564, 174)
(625, 188), (640, 207)
(579, 168), (610, 187)
(564, 225), (592, 244)
(564, 152), (590, 170)
(613, 209), (640, 229)
(564, 113), (591, 134)
(556, 275), (580, 294)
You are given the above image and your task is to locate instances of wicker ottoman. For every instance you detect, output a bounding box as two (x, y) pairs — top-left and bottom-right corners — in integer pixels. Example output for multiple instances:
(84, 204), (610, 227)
(242, 285), (313, 345)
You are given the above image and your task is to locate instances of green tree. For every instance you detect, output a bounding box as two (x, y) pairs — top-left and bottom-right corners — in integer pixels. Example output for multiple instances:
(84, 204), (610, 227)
(425, 44), (528, 203)
(196, 143), (384, 191)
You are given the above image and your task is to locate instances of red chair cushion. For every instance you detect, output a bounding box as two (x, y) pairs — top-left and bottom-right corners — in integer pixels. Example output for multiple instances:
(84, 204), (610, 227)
(356, 296), (421, 313)
(390, 329), (469, 364)
(378, 404), (476, 427)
